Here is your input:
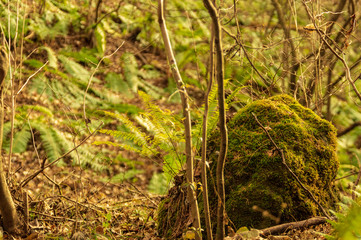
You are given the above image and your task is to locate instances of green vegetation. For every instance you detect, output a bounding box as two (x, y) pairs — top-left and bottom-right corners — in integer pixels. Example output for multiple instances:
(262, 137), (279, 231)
(0, 0), (360, 238)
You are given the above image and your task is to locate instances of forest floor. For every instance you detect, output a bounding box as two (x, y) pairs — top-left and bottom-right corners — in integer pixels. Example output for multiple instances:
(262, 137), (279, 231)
(2, 7), (335, 240)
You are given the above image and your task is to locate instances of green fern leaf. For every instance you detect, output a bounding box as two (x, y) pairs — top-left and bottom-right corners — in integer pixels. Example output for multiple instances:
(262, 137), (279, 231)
(58, 55), (99, 84)
(12, 125), (31, 153)
(32, 122), (63, 162)
(40, 46), (58, 69)
(94, 24), (106, 54)
(122, 53), (140, 92)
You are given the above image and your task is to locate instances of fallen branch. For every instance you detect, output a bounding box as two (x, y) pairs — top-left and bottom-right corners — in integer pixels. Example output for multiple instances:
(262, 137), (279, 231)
(226, 216), (328, 239)
(260, 216), (328, 237)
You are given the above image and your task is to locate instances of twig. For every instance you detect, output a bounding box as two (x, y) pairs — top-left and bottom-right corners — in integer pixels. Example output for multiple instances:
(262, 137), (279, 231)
(202, 0), (228, 239)
(16, 60), (48, 95)
(27, 119), (42, 165)
(29, 210), (78, 222)
(337, 121), (361, 137)
(302, 1), (361, 102)
(23, 191), (29, 234)
(222, 28), (269, 90)
(271, 0), (298, 94)
(19, 122), (103, 189)
(83, 44), (124, 133)
(352, 155), (361, 200)
(251, 112), (331, 219)
(201, 5), (215, 239)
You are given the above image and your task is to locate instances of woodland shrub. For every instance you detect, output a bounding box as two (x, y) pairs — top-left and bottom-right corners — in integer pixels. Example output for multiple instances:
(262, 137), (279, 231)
(157, 94), (339, 238)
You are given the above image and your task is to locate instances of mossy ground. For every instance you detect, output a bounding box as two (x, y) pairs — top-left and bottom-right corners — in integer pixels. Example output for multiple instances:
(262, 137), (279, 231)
(157, 94), (339, 238)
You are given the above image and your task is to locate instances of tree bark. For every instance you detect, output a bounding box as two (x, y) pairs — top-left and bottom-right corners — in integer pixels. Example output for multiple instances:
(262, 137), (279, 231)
(157, 2), (202, 239)
(201, 19), (215, 240)
(202, 1), (228, 239)
(0, 47), (19, 233)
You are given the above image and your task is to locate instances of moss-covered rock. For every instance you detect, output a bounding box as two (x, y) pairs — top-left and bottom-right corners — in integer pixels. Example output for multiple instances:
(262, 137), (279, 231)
(206, 94), (338, 229)
(157, 94), (339, 237)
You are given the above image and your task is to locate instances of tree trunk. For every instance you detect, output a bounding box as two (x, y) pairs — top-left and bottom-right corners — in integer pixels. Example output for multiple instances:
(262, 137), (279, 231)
(0, 47), (19, 233)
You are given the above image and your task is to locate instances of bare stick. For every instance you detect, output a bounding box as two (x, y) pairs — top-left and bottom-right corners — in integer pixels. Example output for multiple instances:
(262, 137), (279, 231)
(23, 191), (29, 234)
(201, 11), (215, 240)
(337, 121), (361, 137)
(302, 1), (361, 102)
(271, 0), (298, 94)
(260, 216), (327, 237)
(157, 2), (202, 238)
(16, 61), (48, 95)
(0, 47), (19, 233)
(352, 155), (361, 200)
(251, 112), (331, 219)
(19, 122), (103, 189)
(202, 0), (228, 239)
(83, 43), (124, 133)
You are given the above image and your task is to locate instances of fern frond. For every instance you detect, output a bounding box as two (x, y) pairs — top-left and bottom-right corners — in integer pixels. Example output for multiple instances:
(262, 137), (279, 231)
(20, 105), (54, 118)
(39, 46), (58, 69)
(93, 140), (141, 154)
(101, 111), (151, 146)
(11, 125), (31, 153)
(32, 122), (63, 162)
(122, 52), (140, 92)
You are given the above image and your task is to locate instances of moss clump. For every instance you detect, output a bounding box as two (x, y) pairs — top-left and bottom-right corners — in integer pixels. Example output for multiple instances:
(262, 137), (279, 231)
(206, 94), (338, 229)
(157, 95), (339, 237)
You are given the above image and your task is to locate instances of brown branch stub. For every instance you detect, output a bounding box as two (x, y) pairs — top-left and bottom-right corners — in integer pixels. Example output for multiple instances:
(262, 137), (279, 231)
(251, 112), (331, 219)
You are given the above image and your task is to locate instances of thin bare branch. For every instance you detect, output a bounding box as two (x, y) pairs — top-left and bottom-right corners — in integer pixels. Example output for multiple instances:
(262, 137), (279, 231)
(202, 0), (228, 239)
(157, 1), (202, 238)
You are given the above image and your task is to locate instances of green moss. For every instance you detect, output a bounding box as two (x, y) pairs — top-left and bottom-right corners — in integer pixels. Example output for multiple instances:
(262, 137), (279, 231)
(206, 94), (339, 229)
(157, 94), (339, 237)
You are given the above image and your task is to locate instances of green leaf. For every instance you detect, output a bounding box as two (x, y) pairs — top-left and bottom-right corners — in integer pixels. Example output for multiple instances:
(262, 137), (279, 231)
(122, 53), (140, 92)
(105, 72), (133, 97)
(40, 46), (58, 69)
(111, 169), (144, 182)
(24, 59), (45, 69)
(94, 24), (106, 54)
(12, 126), (31, 153)
(58, 55), (99, 84)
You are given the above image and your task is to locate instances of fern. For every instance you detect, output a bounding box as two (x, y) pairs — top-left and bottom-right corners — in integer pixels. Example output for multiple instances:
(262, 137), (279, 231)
(97, 91), (188, 181)
(39, 46), (58, 69)
(58, 55), (98, 84)
(32, 122), (64, 162)
(327, 194), (361, 240)
(11, 126), (32, 154)
(122, 53), (141, 93)
(19, 105), (54, 118)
